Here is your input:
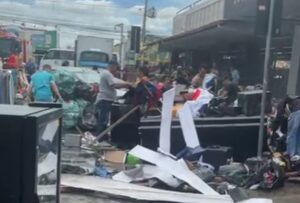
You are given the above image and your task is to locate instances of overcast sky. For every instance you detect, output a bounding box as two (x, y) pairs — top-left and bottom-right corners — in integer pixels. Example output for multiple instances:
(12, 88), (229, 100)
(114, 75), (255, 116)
(0, 0), (195, 47)
(0, 0), (195, 34)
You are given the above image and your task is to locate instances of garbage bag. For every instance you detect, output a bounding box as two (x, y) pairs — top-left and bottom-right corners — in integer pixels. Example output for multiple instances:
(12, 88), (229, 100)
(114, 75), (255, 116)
(63, 100), (80, 130)
(244, 160), (285, 190)
(53, 70), (77, 101)
(74, 81), (97, 103)
(193, 165), (216, 182)
(76, 99), (89, 116)
(61, 165), (87, 175)
(78, 103), (97, 131)
(218, 163), (250, 187)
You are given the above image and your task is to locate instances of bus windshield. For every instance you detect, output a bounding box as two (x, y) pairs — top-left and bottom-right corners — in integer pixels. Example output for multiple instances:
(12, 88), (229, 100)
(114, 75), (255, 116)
(80, 51), (109, 63)
(44, 50), (75, 60)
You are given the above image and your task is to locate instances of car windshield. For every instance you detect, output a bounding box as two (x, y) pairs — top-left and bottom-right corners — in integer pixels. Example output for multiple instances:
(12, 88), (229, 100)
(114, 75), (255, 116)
(44, 50), (74, 60)
(80, 51), (109, 63)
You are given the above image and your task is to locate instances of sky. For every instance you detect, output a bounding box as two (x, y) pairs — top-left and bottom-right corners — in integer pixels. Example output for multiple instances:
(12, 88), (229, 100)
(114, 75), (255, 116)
(0, 0), (195, 47)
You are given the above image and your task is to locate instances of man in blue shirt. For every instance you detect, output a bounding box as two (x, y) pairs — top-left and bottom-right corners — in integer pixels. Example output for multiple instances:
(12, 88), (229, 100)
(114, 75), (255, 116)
(28, 64), (62, 102)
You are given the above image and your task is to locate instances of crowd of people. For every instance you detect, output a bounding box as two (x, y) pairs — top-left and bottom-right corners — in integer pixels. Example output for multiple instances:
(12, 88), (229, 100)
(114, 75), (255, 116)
(2, 57), (300, 162)
(169, 63), (240, 107)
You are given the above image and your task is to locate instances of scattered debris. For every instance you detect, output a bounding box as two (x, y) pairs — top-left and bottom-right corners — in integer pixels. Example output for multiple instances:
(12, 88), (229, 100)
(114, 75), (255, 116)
(64, 133), (81, 147)
(129, 145), (221, 195)
(61, 175), (234, 203)
(113, 165), (182, 188)
(159, 88), (175, 154)
(103, 150), (127, 164)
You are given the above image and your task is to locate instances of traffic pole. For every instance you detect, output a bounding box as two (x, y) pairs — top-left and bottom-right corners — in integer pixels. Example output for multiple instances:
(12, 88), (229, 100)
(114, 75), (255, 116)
(141, 0), (149, 44)
(257, 0), (276, 158)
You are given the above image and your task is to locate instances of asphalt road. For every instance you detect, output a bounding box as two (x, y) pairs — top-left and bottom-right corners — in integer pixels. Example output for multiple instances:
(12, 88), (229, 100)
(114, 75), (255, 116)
(249, 183), (300, 203)
(61, 193), (146, 203)
(61, 183), (300, 203)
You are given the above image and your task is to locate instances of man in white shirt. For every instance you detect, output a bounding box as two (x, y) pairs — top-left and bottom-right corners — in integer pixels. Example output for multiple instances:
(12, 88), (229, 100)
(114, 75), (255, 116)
(96, 61), (131, 136)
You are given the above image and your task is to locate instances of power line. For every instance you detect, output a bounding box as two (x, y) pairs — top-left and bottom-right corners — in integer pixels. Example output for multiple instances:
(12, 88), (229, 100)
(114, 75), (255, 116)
(30, 0), (136, 9)
(0, 12), (128, 37)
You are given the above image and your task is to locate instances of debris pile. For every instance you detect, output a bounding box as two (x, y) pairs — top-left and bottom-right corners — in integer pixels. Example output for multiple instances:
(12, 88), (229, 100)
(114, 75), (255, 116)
(59, 88), (277, 203)
(52, 69), (98, 130)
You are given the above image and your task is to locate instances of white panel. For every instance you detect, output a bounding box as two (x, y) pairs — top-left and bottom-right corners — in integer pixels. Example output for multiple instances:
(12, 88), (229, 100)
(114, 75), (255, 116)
(173, 0), (226, 35)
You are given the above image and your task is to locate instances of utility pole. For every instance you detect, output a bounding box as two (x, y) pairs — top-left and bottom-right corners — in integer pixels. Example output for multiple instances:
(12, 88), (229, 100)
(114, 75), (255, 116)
(141, 0), (148, 44)
(257, 0), (276, 158)
(115, 23), (124, 79)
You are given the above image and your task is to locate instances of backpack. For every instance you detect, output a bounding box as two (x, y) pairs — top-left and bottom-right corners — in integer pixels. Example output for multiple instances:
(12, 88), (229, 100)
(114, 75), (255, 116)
(134, 80), (158, 110)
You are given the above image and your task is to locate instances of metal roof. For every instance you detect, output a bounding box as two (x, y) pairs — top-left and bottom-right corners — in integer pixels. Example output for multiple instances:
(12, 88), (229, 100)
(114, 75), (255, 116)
(160, 20), (255, 52)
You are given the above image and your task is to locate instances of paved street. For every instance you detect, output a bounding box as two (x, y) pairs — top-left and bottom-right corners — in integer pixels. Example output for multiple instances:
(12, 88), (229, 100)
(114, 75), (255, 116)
(249, 183), (300, 203)
(61, 183), (300, 203)
(61, 193), (144, 203)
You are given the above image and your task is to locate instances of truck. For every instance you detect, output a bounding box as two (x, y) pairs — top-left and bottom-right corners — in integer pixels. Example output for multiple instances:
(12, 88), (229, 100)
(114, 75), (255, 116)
(21, 26), (59, 64)
(0, 26), (22, 69)
(0, 24), (59, 68)
(75, 35), (114, 68)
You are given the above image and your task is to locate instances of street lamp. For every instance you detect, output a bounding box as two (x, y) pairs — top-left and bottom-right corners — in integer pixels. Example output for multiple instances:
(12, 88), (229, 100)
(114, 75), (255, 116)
(115, 23), (124, 79)
(257, 0), (276, 158)
(141, 0), (148, 44)
(141, 0), (156, 44)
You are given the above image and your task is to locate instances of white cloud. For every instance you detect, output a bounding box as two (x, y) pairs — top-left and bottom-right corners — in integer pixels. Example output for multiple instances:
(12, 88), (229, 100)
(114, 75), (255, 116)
(146, 6), (179, 35)
(158, 6), (179, 18)
(127, 4), (144, 15)
(0, 0), (182, 43)
(0, 0), (128, 29)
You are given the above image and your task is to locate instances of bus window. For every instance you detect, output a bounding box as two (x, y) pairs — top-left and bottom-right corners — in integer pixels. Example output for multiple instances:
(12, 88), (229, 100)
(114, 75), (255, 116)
(44, 50), (74, 60)
(80, 51), (109, 63)
(44, 50), (55, 59)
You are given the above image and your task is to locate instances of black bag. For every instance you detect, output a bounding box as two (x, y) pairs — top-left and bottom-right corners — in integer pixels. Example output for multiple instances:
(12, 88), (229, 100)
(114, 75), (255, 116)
(202, 146), (232, 171)
(245, 160), (285, 190)
(75, 81), (97, 103)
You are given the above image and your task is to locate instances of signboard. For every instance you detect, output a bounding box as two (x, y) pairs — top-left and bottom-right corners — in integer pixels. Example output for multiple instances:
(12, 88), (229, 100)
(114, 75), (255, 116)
(31, 34), (45, 48)
(31, 31), (57, 50)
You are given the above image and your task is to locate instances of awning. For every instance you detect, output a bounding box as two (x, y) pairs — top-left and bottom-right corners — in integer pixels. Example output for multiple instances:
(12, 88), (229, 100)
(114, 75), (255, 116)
(160, 20), (256, 52)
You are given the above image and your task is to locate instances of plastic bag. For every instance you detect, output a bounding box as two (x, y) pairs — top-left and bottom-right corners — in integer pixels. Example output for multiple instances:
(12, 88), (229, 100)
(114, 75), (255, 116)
(193, 165), (216, 182)
(76, 99), (89, 116)
(78, 103), (97, 131)
(63, 100), (80, 130)
(218, 163), (250, 187)
(53, 70), (77, 101)
(74, 81), (97, 103)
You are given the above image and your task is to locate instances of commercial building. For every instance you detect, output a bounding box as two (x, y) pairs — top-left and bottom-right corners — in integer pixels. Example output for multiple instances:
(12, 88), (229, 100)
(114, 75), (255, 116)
(159, 0), (300, 98)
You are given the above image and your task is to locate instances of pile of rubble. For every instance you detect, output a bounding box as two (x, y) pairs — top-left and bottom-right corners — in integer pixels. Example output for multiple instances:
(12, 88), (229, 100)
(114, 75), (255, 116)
(52, 69), (98, 130)
(59, 88), (279, 203)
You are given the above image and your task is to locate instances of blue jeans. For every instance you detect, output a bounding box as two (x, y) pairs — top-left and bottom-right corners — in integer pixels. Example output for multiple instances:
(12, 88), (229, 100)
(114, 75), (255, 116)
(96, 100), (113, 135)
(287, 110), (300, 156)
